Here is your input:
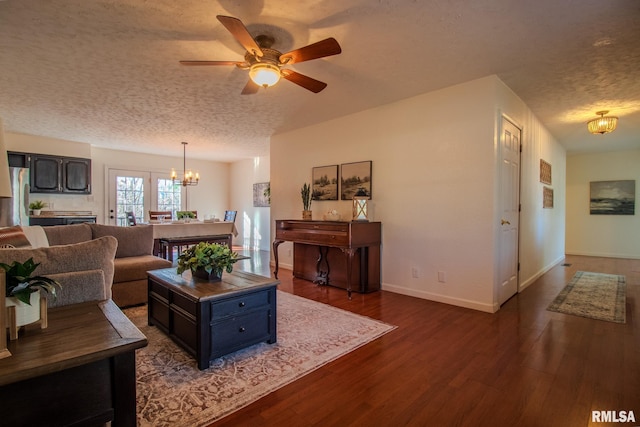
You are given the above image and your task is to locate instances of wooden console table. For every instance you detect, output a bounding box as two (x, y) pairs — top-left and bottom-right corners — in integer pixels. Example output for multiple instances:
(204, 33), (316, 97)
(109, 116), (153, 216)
(273, 220), (381, 298)
(0, 300), (147, 427)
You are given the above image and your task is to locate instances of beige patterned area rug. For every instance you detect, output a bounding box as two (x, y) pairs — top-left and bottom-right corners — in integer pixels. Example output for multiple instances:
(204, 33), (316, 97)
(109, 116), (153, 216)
(547, 271), (626, 323)
(124, 291), (396, 427)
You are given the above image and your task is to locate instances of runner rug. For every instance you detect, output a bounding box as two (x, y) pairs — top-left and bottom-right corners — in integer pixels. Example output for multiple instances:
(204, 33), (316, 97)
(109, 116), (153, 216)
(547, 271), (626, 323)
(124, 291), (396, 427)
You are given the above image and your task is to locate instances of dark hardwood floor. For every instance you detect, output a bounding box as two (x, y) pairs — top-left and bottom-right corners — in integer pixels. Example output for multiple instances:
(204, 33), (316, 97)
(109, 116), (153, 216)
(216, 252), (639, 426)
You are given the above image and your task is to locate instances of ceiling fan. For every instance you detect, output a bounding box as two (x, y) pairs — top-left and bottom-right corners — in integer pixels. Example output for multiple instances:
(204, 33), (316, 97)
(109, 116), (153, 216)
(180, 15), (342, 94)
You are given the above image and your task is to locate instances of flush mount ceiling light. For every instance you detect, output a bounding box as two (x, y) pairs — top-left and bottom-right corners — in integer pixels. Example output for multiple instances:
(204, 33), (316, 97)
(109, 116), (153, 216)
(587, 111), (618, 135)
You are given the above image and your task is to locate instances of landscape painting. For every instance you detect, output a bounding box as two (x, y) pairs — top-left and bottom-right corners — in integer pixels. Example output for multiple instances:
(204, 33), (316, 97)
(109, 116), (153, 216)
(312, 165), (338, 200)
(590, 180), (635, 215)
(341, 161), (372, 200)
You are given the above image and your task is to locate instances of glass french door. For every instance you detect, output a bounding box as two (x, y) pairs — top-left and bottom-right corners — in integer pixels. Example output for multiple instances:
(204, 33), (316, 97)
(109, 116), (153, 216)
(108, 169), (182, 225)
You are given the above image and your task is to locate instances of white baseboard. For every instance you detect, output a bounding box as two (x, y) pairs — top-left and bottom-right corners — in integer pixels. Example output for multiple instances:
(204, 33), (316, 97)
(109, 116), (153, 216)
(381, 283), (498, 313)
(518, 254), (565, 292)
(565, 251), (640, 260)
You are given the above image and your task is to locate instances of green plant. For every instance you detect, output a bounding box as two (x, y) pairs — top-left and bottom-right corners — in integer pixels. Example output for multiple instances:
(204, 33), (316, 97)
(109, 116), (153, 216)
(176, 242), (239, 277)
(28, 200), (46, 210)
(0, 258), (61, 305)
(177, 211), (196, 219)
(301, 183), (312, 211)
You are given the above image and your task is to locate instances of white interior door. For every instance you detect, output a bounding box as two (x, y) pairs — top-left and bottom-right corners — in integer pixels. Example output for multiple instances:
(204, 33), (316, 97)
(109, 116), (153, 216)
(498, 117), (521, 305)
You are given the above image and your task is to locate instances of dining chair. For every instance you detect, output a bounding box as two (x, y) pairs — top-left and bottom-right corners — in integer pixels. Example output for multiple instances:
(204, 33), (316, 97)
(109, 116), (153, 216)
(149, 210), (172, 221)
(223, 210), (237, 223)
(125, 211), (137, 226)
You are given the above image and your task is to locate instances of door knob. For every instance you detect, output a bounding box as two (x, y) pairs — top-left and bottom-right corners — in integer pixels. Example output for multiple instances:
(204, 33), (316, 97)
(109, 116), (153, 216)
(501, 219), (511, 225)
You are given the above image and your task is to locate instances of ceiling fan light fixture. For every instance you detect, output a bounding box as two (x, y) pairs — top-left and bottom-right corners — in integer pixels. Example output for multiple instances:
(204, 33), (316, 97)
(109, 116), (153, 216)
(249, 62), (281, 88)
(587, 111), (618, 135)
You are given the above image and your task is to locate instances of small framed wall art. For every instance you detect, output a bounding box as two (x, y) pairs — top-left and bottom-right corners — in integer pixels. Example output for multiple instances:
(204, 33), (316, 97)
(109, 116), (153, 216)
(312, 165), (338, 200)
(543, 186), (554, 208)
(341, 161), (372, 200)
(540, 159), (552, 185)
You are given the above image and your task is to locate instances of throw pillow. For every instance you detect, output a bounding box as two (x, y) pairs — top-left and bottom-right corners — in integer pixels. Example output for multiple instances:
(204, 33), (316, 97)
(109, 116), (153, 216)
(0, 225), (32, 248)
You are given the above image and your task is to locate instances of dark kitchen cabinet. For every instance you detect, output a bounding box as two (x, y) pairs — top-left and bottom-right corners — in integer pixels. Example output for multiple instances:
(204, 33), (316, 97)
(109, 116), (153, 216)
(30, 154), (91, 194)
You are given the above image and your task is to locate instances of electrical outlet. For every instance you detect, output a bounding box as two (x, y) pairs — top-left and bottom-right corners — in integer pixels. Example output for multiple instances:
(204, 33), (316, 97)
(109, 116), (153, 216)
(288, 249), (292, 257)
(438, 271), (446, 283)
(411, 267), (419, 278)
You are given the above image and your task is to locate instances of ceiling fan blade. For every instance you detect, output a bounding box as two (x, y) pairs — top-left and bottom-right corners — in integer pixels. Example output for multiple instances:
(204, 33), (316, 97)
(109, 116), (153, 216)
(241, 79), (260, 95)
(281, 70), (328, 93)
(217, 15), (263, 57)
(179, 60), (242, 66)
(279, 38), (342, 65)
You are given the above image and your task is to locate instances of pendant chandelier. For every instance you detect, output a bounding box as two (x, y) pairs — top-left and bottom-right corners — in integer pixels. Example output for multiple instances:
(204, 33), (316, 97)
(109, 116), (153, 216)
(587, 111), (618, 135)
(170, 142), (199, 186)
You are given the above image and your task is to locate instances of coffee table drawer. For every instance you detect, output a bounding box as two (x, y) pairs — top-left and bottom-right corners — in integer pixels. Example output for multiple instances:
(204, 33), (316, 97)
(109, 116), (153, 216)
(211, 309), (274, 358)
(211, 290), (272, 320)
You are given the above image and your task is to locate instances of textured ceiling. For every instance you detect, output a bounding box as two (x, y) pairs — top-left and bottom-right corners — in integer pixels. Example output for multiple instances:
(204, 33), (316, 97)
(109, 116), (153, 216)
(1, 0), (639, 161)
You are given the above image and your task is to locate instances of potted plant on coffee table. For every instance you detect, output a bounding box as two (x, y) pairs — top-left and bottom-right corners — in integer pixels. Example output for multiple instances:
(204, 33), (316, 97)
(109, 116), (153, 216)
(1, 258), (61, 339)
(176, 242), (239, 282)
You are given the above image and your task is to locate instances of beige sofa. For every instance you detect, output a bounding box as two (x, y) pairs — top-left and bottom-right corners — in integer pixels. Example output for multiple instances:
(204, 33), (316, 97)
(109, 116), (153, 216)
(0, 223), (172, 307)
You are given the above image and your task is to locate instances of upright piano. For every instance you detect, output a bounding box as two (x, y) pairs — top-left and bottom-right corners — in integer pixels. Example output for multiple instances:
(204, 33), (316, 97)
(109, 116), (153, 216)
(273, 220), (381, 298)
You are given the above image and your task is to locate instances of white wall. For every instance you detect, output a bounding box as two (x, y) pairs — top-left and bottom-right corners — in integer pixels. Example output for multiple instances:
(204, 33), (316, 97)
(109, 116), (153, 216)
(271, 75), (565, 312)
(566, 149), (640, 259)
(230, 156), (271, 251)
(5, 132), (231, 224)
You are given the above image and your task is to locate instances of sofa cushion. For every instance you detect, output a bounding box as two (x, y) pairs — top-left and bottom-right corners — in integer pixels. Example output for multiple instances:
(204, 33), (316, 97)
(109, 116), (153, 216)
(113, 255), (172, 283)
(0, 236), (117, 303)
(89, 223), (153, 258)
(0, 225), (31, 248)
(43, 223), (92, 246)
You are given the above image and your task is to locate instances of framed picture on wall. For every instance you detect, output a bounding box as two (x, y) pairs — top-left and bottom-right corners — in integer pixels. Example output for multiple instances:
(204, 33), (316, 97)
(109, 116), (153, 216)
(543, 186), (554, 208)
(253, 182), (270, 207)
(341, 161), (372, 200)
(540, 159), (552, 184)
(590, 180), (635, 215)
(312, 165), (338, 200)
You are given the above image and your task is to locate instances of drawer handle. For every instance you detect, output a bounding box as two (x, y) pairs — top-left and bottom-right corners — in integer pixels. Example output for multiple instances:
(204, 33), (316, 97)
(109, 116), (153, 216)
(238, 302), (246, 307)
(239, 327), (246, 333)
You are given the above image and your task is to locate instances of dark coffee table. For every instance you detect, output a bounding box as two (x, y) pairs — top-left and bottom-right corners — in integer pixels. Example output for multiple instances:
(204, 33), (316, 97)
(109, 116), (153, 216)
(147, 268), (278, 370)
